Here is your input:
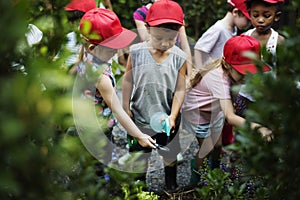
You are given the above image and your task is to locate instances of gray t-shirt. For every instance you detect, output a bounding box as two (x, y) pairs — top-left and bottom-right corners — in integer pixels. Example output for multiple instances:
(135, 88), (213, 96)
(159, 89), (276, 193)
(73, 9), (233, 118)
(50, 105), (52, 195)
(129, 41), (187, 128)
(194, 20), (237, 65)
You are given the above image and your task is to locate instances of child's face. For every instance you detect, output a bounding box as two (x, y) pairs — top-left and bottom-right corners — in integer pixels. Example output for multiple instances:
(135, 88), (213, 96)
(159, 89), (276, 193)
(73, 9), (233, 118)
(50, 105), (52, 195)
(249, 1), (279, 34)
(234, 14), (250, 31)
(89, 45), (117, 62)
(229, 67), (245, 84)
(148, 27), (178, 52)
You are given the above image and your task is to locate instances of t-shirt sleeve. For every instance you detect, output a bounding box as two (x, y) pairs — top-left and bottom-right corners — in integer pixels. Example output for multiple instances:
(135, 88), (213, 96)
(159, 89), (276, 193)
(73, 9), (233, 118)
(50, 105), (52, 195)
(194, 25), (222, 53)
(133, 7), (147, 21)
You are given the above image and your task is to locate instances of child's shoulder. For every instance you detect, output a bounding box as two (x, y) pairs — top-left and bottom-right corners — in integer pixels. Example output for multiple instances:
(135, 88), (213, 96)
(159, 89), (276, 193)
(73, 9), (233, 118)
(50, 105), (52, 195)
(243, 28), (255, 36)
(270, 28), (285, 45)
(206, 20), (226, 32)
(205, 67), (229, 84)
(171, 45), (187, 60)
(201, 20), (230, 38)
(130, 41), (148, 51)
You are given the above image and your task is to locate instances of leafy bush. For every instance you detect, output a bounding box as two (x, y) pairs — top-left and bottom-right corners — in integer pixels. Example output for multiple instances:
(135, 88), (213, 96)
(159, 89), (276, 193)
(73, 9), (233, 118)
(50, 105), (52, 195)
(1, 0), (300, 199)
(0, 1), (149, 199)
(224, 4), (300, 199)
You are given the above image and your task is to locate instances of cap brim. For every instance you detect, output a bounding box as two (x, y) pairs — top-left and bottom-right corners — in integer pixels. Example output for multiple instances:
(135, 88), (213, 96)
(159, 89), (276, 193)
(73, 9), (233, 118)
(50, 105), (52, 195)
(232, 63), (271, 75)
(99, 28), (137, 49)
(241, 10), (250, 20)
(64, 7), (90, 12)
(147, 19), (184, 27)
(263, 0), (284, 3)
(64, 7), (73, 11)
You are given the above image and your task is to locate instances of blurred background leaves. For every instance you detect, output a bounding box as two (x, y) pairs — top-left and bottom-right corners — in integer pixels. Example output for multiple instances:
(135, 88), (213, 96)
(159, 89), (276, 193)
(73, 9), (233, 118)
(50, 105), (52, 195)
(1, 0), (300, 199)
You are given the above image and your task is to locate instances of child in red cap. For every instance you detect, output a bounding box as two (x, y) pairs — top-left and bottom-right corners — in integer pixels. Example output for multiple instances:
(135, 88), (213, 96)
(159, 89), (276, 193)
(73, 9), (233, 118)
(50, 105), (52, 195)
(122, 0), (187, 191)
(235, 0), (285, 118)
(193, 0), (251, 175)
(133, 0), (193, 77)
(73, 8), (156, 167)
(182, 35), (272, 185)
(194, 0), (251, 68)
(63, 0), (112, 69)
(64, 0), (97, 68)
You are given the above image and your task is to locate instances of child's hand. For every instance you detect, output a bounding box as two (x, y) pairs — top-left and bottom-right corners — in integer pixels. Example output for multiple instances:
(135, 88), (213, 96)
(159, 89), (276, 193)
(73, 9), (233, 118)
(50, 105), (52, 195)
(168, 115), (176, 134)
(136, 134), (156, 149)
(258, 127), (273, 142)
(251, 123), (273, 142)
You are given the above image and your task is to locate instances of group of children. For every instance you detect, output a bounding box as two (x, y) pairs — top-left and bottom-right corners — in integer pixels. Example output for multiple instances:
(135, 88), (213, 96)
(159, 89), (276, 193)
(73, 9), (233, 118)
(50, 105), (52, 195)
(67, 0), (285, 192)
(190, 0), (284, 184)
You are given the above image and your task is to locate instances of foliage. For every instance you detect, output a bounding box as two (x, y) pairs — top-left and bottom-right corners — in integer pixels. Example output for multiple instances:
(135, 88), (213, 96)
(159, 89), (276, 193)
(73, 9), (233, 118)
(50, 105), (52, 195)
(225, 6), (300, 199)
(1, 0), (300, 199)
(110, 0), (228, 41)
(0, 1), (103, 198)
(122, 181), (159, 200)
(196, 168), (247, 200)
(0, 0), (149, 199)
(110, 0), (140, 30)
(230, 34), (300, 199)
(192, 159), (252, 200)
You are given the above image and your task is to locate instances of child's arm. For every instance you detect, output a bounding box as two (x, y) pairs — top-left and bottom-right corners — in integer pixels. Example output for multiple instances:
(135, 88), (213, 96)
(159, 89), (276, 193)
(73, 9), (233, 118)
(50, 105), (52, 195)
(134, 20), (149, 42)
(220, 99), (272, 141)
(179, 26), (193, 78)
(122, 55), (134, 118)
(96, 74), (156, 148)
(169, 61), (187, 133)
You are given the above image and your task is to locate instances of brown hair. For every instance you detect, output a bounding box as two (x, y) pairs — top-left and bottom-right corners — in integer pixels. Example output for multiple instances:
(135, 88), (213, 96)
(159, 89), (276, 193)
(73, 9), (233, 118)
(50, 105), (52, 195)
(77, 42), (89, 63)
(226, 2), (246, 17)
(147, 22), (182, 31)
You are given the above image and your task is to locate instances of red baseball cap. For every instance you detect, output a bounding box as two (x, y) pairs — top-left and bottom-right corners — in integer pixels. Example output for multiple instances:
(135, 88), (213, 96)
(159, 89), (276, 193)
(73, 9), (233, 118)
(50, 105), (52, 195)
(146, 0), (184, 26)
(228, 0), (250, 20)
(65, 0), (96, 13)
(262, 0), (285, 3)
(223, 35), (271, 75)
(80, 8), (137, 49)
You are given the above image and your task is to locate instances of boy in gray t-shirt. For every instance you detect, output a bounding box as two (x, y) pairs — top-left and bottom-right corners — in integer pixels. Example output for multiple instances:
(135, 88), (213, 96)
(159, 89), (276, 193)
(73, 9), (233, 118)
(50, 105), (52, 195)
(194, 0), (250, 68)
(122, 0), (187, 191)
